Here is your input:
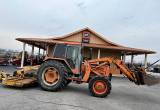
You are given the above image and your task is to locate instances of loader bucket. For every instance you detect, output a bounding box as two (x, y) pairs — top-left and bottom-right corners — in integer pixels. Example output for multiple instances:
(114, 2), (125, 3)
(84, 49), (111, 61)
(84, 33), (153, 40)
(134, 68), (160, 86)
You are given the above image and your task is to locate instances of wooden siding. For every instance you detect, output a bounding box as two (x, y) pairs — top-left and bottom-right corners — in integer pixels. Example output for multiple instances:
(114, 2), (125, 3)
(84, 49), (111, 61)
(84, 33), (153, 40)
(59, 31), (113, 46)
(82, 48), (121, 74)
(100, 49), (121, 74)
(89, 33), (109, 45)
(59, 32), (82, 42)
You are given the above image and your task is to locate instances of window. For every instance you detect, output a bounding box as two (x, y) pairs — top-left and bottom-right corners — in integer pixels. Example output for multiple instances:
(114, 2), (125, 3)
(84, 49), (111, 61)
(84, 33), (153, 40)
(66, 46), (81, 70)
(53, 44), (66, 58)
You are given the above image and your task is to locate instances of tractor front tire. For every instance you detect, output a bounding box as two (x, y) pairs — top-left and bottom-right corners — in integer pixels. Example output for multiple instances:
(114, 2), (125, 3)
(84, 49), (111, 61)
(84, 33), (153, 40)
(89, 77), (111, 98)
(37, 60), (68, 91)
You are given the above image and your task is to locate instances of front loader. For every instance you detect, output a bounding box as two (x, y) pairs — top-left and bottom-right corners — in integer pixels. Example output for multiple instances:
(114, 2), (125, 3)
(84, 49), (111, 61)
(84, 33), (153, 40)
(36, 43), (160, 98)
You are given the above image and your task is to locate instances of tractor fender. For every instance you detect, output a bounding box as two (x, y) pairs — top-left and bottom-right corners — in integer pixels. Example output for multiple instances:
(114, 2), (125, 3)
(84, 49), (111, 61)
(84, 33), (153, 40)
(44, 57), (73, 74)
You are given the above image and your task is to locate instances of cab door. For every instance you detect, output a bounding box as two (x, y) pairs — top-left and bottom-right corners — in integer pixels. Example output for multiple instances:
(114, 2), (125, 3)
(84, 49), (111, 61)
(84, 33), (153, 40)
(66, 45), (82, 74)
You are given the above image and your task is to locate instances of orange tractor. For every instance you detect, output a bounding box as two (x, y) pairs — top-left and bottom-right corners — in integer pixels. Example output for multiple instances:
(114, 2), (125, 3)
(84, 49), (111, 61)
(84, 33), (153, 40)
(37, 43), (160, 97)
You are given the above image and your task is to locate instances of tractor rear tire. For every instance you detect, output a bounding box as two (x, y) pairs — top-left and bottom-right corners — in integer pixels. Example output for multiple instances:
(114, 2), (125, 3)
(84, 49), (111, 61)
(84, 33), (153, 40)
(37, 60), (68, 91)
(89, 77), (111, 98)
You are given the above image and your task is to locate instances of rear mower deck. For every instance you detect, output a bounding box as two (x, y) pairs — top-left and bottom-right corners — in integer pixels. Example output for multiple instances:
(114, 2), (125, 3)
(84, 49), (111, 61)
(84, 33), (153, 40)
(2, 76), (37, 87)
(0, 65), (39, 87)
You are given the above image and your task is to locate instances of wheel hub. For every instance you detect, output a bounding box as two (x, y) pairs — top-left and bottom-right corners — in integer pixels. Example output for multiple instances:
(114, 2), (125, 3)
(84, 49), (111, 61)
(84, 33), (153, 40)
(93, 80), (107, 94)
(43, 67), (60, 86)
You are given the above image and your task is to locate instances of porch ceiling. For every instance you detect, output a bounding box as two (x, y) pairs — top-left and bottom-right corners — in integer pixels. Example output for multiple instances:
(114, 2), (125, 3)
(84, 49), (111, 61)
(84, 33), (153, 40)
(16, 38), (156, 55)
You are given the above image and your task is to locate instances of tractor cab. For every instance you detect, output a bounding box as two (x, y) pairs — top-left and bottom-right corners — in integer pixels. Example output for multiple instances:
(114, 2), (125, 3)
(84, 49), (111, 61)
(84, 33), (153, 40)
(47, 43), (82, 74)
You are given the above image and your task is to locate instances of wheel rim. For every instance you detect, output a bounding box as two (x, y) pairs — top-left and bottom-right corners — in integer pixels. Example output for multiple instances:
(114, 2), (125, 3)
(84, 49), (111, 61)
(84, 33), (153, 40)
(92, 80), (107, 95)
(42, 67), (60, 86)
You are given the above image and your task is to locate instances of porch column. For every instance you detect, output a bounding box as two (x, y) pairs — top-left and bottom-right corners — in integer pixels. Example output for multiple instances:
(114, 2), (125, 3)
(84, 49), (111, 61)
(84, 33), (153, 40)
(46, 45), (49, 56)
(31, 45), (34, 55)
(131, 54), (134, 65)
(43, 49), (45, 56)
(31, 45), (34, 65)
(122, 53), (126, 63)
(89, 48), (93, 59)
(38, 48), (41, 63)
(144, 54), (148, 68)
(98, 49), (101, 59)
(20, 43), (26, 68)
(38, 48), (41, 56)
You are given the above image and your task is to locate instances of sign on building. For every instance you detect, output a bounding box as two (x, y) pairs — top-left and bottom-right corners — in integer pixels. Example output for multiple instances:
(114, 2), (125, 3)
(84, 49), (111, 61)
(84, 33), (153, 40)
(82, 31), (90, 43)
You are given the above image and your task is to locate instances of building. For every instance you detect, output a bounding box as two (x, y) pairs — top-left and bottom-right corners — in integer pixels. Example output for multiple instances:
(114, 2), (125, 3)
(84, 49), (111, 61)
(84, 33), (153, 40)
(16, 27), (155, 74)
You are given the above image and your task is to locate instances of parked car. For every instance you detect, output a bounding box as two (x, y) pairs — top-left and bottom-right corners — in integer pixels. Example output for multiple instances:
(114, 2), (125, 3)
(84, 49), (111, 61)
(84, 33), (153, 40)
(0, 58), (9, 65)
(153, 67), (160, 73)
(10, 58), (21, 66)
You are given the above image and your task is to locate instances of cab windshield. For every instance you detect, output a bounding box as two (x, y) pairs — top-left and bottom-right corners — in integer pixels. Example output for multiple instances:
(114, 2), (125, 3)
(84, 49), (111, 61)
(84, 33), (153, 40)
(53, 44), (81, 73)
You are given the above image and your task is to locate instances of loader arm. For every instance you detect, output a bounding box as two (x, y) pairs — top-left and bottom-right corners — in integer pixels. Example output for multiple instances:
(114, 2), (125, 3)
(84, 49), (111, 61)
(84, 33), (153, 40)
(87, 57), (136, 81)
(112, 59), (137, 82)
(84, 57), (154, 85)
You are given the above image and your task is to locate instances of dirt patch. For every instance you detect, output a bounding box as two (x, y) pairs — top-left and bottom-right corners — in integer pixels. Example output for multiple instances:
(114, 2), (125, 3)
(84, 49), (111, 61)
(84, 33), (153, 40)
(143, 74), (160, 86)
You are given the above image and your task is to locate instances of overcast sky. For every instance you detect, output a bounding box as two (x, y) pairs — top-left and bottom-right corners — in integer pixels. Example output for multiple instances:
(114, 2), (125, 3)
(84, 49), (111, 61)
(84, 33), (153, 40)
(0, 0), (160, 63)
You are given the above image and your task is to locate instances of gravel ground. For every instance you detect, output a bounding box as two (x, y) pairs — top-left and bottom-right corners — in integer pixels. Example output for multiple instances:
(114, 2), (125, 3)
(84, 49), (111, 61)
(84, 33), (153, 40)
(0, 66), (160, 110)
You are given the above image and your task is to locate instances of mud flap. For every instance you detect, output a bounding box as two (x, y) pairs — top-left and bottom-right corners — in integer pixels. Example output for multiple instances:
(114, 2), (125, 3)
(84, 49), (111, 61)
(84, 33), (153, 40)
(143, 74), (160, 86)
